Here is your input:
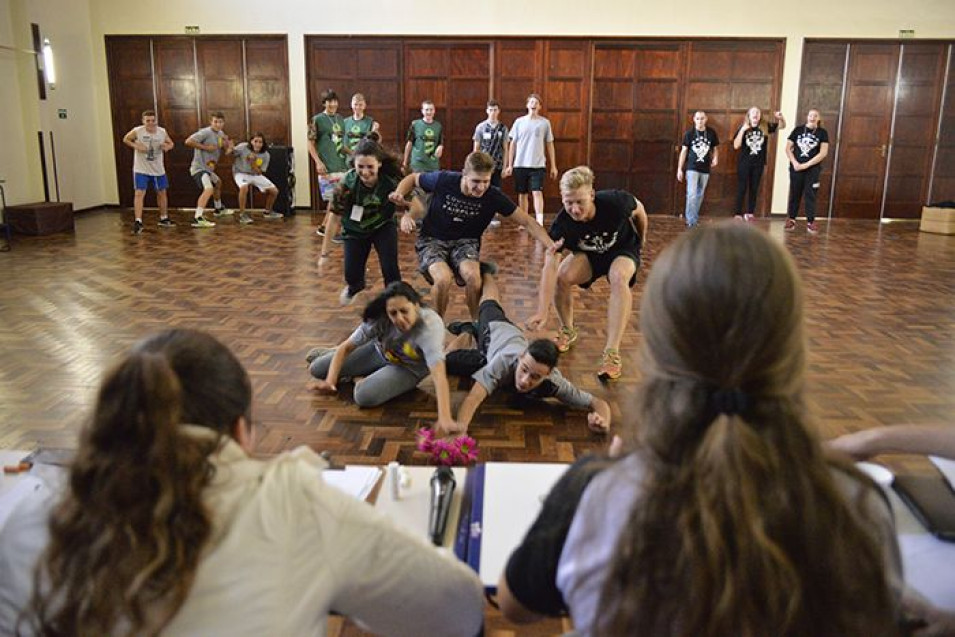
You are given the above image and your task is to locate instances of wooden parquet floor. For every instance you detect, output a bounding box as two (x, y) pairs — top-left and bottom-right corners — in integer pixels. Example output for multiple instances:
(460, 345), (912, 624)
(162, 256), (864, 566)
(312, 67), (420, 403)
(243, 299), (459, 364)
(1, 209), (954, 635)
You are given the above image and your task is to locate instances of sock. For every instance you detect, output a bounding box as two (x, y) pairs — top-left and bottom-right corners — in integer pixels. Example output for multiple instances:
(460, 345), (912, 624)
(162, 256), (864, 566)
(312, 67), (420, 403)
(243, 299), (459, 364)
(214, 199), (223, 210)
(195, 207), (203, 219)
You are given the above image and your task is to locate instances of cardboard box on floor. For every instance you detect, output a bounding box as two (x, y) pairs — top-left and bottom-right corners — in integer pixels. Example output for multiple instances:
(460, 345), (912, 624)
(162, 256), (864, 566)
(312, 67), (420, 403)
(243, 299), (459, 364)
(920, 206), (955, 235)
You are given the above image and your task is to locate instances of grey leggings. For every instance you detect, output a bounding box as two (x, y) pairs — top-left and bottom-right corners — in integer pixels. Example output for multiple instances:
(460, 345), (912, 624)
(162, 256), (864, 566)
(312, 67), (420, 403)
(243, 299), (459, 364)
(308, 341), (426, 408)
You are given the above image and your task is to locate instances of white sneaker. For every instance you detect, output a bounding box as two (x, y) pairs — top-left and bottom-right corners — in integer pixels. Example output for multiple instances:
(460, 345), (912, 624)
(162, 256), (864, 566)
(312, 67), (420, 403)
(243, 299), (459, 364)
(213, 208), (234, 217)
(489, 219), (501, 228)
(339, 287), (355, 306)
(536, 212), (544, 225)
(743, 213), (755, 221)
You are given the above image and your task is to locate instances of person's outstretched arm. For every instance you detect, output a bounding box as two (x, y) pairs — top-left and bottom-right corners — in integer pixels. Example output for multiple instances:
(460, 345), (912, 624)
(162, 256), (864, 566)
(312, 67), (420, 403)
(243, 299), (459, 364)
(828, 425), (955, 460)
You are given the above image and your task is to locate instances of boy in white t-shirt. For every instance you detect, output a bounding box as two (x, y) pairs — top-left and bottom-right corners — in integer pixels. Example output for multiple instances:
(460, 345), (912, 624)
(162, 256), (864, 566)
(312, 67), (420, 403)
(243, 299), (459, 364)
(122, 110), (175, 235)
(504, 93), (558, 225)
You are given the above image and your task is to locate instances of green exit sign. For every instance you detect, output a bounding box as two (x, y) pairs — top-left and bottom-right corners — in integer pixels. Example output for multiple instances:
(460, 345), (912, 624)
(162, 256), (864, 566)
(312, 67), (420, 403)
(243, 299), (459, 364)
(185, 25), (200, 35)
(57, 109), (67, 119)
(899, 29), (915, 39)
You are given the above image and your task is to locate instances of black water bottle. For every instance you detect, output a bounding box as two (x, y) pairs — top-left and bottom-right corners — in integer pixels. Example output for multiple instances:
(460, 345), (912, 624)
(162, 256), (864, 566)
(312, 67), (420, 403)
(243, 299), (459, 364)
(428, 466), (456, 546)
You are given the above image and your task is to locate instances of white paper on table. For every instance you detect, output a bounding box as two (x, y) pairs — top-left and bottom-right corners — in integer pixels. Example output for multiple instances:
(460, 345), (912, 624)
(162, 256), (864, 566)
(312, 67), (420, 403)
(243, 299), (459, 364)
(929, 456), (955, 492)
(478, 463), (569, 587)
(0, 476), (45, 533)
(321, 466), (382, 501)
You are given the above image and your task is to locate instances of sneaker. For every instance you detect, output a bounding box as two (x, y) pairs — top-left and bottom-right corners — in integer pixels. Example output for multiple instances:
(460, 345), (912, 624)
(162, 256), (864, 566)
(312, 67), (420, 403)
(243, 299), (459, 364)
(131, 219), (144, 235)
(316, 225), (327, 236)
(489, 219), (502, 228)
(734, 214), (744, 222)
(536, 212), (544, 225)
(784, 218), (796, 231)
(238, 212), (253, 224)
(332, 233), (344, 244)
(597, 349), (623, 382)
(339, 286), (361, 306)
(743, 213), (755, 222)
(213, 208), (234, 217)
(263, 211), (284, 220)
(192, 216), (216, 228)
(479, 261), (499, 277)
(555, 325), (579, 353)
(807, 221), (818, 234)
(447, 321), (478, 337)
(158, 217), (176, 228)
(305, 347), (333, 364)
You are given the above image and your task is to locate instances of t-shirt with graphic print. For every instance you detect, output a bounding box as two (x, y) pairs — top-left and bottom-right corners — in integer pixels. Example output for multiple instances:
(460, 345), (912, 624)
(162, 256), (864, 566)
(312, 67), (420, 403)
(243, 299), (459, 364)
(331, 170), (399, 239)
(418, 171), (517, 241)
(406, 119), (443, 172)
(736, 122), (779, 168)
(348, 307), (446, 378)
(548, 190), (641, 257)
(473, 323), (593, 409)
(308, 112), (347, 172)
(473, 120), (509, 169)
(681, 127), (720, 174)
(232, 142), (271, 175)
(188, 127), (227, 176)
(344, 115), (376, 155)
(131, 126), (169, 177)
(788, 125), (829, 165)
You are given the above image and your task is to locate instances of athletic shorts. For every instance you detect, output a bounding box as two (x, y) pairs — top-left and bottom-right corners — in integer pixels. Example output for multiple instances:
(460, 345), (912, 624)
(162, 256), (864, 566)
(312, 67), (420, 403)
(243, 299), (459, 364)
(513, 167), (545, 193)
(415, 236), (480, 285)
(234, 173), (276, 191)
(577, 248), (641, 290)
(134, 173), (168, 191)
(191, 170), (220, 190)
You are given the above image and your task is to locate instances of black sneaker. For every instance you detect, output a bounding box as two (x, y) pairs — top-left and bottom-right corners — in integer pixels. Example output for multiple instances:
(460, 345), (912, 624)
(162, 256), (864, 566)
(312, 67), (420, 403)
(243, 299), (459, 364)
(158, 217), (176, 228)
(132, 220), (144, 235)
(447, 321), (479, 337)
(316, 225), (327, 236)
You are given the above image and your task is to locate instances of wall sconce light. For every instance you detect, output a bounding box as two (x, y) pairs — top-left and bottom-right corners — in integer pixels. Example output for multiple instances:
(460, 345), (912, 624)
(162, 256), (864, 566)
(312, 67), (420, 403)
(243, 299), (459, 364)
(42, 38), (56, 89)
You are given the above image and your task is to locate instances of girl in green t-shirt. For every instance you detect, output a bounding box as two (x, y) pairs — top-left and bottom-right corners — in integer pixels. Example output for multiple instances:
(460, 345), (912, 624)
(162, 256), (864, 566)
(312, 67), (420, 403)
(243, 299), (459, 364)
(327, 138), (404, 305)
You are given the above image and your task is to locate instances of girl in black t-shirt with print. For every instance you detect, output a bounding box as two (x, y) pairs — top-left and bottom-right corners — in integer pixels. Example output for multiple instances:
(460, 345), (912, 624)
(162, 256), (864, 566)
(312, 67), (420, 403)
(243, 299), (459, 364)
(785, 108), (830, 234)
(733, 107), (786, 221)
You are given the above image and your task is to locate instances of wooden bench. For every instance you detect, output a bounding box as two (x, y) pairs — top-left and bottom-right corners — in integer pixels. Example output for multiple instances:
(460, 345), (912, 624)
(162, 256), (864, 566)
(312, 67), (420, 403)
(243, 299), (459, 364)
(5, 202), (74, 235)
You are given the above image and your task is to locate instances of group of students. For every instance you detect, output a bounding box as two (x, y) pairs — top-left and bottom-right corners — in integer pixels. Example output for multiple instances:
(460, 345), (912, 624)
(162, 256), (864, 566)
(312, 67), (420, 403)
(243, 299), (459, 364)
(123, 110), (283, 234)
(4, 222), (951, 636)
(678, 106), (830, 233)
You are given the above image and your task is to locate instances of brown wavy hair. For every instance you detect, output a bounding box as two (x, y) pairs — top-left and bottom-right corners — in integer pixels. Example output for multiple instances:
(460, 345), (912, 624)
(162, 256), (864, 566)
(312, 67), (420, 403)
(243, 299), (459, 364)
(20, 329), (252, 636)
(595, 224), (897, 637)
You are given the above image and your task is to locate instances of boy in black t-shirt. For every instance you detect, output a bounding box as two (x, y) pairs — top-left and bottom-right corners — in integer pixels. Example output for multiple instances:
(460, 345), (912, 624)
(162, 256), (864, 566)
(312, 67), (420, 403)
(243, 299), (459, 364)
(526, 166), (648, 381)
(389, 152), (555, 318)
(785, 108), (830, 234)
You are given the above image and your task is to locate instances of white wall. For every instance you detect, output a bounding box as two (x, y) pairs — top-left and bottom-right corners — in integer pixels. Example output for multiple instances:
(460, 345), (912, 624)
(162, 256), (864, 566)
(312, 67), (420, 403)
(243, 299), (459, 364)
(8, 0), (955, 212)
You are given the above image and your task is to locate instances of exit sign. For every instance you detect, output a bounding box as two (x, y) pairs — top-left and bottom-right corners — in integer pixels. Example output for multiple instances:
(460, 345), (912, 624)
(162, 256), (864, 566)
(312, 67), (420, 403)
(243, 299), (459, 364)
(899, 29), (915, 39)
(185, 25), (200, 35)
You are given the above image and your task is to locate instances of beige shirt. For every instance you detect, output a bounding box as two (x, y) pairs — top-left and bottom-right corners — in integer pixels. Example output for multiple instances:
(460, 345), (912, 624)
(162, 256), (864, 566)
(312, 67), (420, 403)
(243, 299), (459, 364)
(0, 426), (484, 636)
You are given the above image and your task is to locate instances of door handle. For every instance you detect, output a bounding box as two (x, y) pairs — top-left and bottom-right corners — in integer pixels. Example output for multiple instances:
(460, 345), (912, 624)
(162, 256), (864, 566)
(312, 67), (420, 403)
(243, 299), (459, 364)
(880, 144), (887, 158)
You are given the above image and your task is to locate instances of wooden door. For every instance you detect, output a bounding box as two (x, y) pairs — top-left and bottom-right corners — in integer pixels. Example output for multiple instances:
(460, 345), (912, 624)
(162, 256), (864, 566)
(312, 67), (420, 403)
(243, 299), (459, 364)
(154, 38), (200, 208)
(245, 38), (291, 146)
(542, 41), (591, 209)
(883, 43), (947, 218)
(832, 43), (899, 219)
(929, 46), (955, 204)
(591, 42), (684, 215)
(681, 41), (784, 217)
(196, 39), (245, 204)
(106, 37), (156, 208)
(494, 41), (543, 202)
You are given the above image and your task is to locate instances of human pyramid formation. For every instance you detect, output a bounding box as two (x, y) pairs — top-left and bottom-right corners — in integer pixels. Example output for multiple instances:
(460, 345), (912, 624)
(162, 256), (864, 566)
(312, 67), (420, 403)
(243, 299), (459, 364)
(124, 90), (833, 438)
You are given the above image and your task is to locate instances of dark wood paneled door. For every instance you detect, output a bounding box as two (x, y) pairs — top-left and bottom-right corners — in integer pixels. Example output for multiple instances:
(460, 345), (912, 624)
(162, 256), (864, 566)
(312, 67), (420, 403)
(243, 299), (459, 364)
(542, 40), (590, 209)
(883, 43), (947, 218)
(931, 46), (955, 203)
(154, 38), (200, 208)
(196, 38), (245, 202)
(106, 37), (156, 208)
(832, 43), (899, 219)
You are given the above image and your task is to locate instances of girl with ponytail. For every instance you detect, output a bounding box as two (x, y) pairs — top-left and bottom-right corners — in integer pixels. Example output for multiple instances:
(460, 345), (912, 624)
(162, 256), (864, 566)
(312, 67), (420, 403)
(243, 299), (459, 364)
(0, 329), (482, 636)
(498, 224), (902, 636)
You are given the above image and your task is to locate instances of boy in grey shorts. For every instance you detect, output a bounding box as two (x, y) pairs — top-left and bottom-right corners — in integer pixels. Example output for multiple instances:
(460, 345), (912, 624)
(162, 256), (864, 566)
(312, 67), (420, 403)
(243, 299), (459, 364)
(441, 272), (611, 436)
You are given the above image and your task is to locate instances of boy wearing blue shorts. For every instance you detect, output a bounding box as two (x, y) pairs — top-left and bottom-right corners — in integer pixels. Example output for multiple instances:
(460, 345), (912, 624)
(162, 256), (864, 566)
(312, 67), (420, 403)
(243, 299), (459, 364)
(122, 110), (175, 235)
